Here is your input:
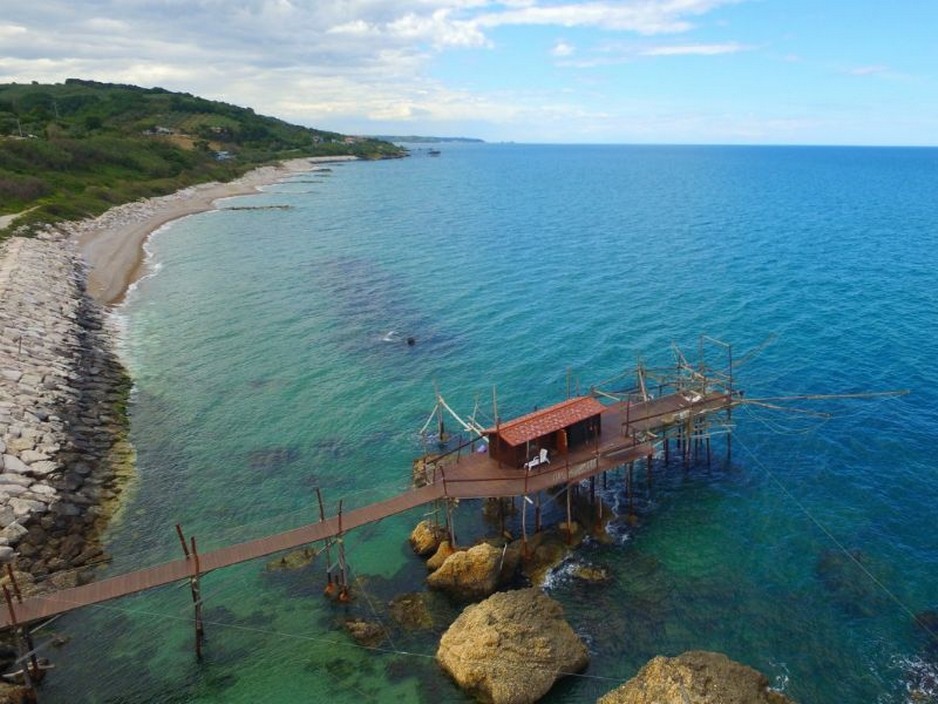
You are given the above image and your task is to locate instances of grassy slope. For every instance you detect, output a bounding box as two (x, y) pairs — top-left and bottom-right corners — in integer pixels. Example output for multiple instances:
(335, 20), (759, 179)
(0, 80), (406, 238)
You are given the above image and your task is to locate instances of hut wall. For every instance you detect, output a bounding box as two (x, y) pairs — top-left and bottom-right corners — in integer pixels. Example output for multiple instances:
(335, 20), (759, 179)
(564, 414), (602, 449)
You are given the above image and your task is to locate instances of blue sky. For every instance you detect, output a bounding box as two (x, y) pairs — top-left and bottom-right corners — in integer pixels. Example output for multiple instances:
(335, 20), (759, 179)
(2, 1), (936, 145)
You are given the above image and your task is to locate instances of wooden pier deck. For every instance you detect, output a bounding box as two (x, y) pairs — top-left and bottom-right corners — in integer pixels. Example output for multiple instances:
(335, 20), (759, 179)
(0, 388), (734, 629)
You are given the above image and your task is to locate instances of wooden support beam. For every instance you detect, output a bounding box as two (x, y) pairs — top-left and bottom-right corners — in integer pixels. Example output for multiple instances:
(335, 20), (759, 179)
(534, 491), (542, 533)
(3, 574), (40, 698)
(188, 535), (205, 661)
(446, 498), (457, 548)
(521, 492), (528, 559)
(565, 483), (573, 545)
(316, 488), (334, 596)
(627, 462), (634, 512)
(175, 524), (190, 558)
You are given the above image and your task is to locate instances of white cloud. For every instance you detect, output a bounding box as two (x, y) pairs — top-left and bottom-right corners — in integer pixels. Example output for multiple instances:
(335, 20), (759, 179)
(847, 65), (888, 77)
(0, 24), (29, 39)
(641, 42), (750, 56)
(551, 41), (576, 58)
(327, 20), (381, 37)
(0, 0), (750, 138)
(387, 10), (489, 47)
(476, 0), (740, 34)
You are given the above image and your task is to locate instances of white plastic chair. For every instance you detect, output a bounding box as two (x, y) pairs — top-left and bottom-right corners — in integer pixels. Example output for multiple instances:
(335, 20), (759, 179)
(524, 448), (550, 470)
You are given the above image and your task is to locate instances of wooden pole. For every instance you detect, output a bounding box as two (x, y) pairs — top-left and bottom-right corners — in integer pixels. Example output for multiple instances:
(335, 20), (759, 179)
(627, 462), (634, 512)
(565, 483), (573, 545)
(336, 499), (351, 602)
(4, 566), (39, 680)
(337, 499), (346, 590)
(694, 419), (701, 462)
(625, 393), (631, 436)
(4, 564), (22, 602)
(3, 585), (36, 697)
(189, 536), (204, 660)
(684, 419), (692, 466)
(534, 491), (542, 533)
(337, 539), (349, 601)
(446, 499), (457, 548)
(316, 488), (334, 595)
(175, 523), (190, 557)
(521, 466), (530, 554)
(521, 490), (528, 558)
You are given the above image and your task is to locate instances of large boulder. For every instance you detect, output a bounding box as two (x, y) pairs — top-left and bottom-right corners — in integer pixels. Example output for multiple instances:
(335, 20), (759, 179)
(410, 520), (447, 556)
(597, 650), (796, 704)
(437, 588), (589, 704)
(427, 542), (505, 601)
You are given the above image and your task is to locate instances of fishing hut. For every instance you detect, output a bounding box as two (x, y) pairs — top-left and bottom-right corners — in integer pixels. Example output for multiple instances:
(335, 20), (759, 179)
(484, 396), (605, 468)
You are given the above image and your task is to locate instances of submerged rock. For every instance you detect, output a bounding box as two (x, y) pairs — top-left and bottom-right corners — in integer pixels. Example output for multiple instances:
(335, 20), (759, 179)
(815, 547), (889, 617)
(519, 528), (585, 587)
(344, 618), (388, 648)
(265, 546), (317, 571)
(388, 592), (435, 631)
(571, 562), (611, 584)
(437, 588), (589, 704)
(597, 650), (796, 704)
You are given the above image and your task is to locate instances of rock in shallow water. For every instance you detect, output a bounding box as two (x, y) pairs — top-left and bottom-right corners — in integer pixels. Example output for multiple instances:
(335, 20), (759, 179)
(427, 542), (505, 601)
(437, 588), (589, 704)
(597, 650), (797, 704)
(410, 519), (447, 557)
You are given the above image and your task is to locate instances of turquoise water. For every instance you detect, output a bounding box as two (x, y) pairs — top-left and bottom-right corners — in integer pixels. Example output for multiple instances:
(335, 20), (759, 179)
(41, 144), (938, 702)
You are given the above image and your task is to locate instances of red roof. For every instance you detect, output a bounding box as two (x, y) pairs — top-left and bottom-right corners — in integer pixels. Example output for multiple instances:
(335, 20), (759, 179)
(487, 396), (605, 447)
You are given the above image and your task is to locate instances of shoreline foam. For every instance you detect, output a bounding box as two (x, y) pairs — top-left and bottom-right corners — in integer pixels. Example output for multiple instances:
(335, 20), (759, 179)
(74, 156), (356, 306)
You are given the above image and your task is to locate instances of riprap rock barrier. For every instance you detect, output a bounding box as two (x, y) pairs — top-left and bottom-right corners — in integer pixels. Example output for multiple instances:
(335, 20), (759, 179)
(0, 232), (132, 591)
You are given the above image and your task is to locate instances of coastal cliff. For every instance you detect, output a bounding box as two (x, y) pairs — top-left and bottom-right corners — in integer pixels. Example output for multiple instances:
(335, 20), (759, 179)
(0, 232), (131, 590)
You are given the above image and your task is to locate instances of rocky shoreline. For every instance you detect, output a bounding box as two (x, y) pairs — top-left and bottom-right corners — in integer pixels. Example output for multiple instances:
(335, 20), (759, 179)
(0, 232), (132, 593)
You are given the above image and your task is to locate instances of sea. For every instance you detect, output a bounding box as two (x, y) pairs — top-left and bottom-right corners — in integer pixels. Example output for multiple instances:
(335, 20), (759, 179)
(38, 144), (938, 703)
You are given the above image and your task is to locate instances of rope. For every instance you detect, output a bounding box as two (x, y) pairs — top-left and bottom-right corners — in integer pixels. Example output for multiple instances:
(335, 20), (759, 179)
(48, 591), (627, 687)
(732, 433), (938, 650)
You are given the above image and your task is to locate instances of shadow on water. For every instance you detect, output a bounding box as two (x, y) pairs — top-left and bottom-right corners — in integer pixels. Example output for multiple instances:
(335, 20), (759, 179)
(301, 255), (463, 364)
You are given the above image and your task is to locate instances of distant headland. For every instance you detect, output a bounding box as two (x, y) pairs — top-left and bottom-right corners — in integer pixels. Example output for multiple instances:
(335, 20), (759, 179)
(369, 135), (485, 144)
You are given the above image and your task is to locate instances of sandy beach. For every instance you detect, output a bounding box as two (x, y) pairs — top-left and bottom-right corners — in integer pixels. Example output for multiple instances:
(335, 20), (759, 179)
(72, 156), (356, 306)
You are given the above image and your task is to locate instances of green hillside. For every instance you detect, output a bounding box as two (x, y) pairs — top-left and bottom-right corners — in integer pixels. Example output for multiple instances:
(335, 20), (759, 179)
(0, 79), (406, 237)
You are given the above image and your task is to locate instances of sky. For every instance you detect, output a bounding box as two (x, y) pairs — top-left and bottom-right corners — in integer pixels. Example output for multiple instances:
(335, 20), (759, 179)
(1, 0), (937, 145)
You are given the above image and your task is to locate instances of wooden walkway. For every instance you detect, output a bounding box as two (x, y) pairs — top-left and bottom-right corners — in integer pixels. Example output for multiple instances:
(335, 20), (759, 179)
(0, 389), (734, 629)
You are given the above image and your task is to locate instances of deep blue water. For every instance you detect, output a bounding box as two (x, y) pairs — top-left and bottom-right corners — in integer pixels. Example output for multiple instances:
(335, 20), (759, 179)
(41, 144), (938, 702)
